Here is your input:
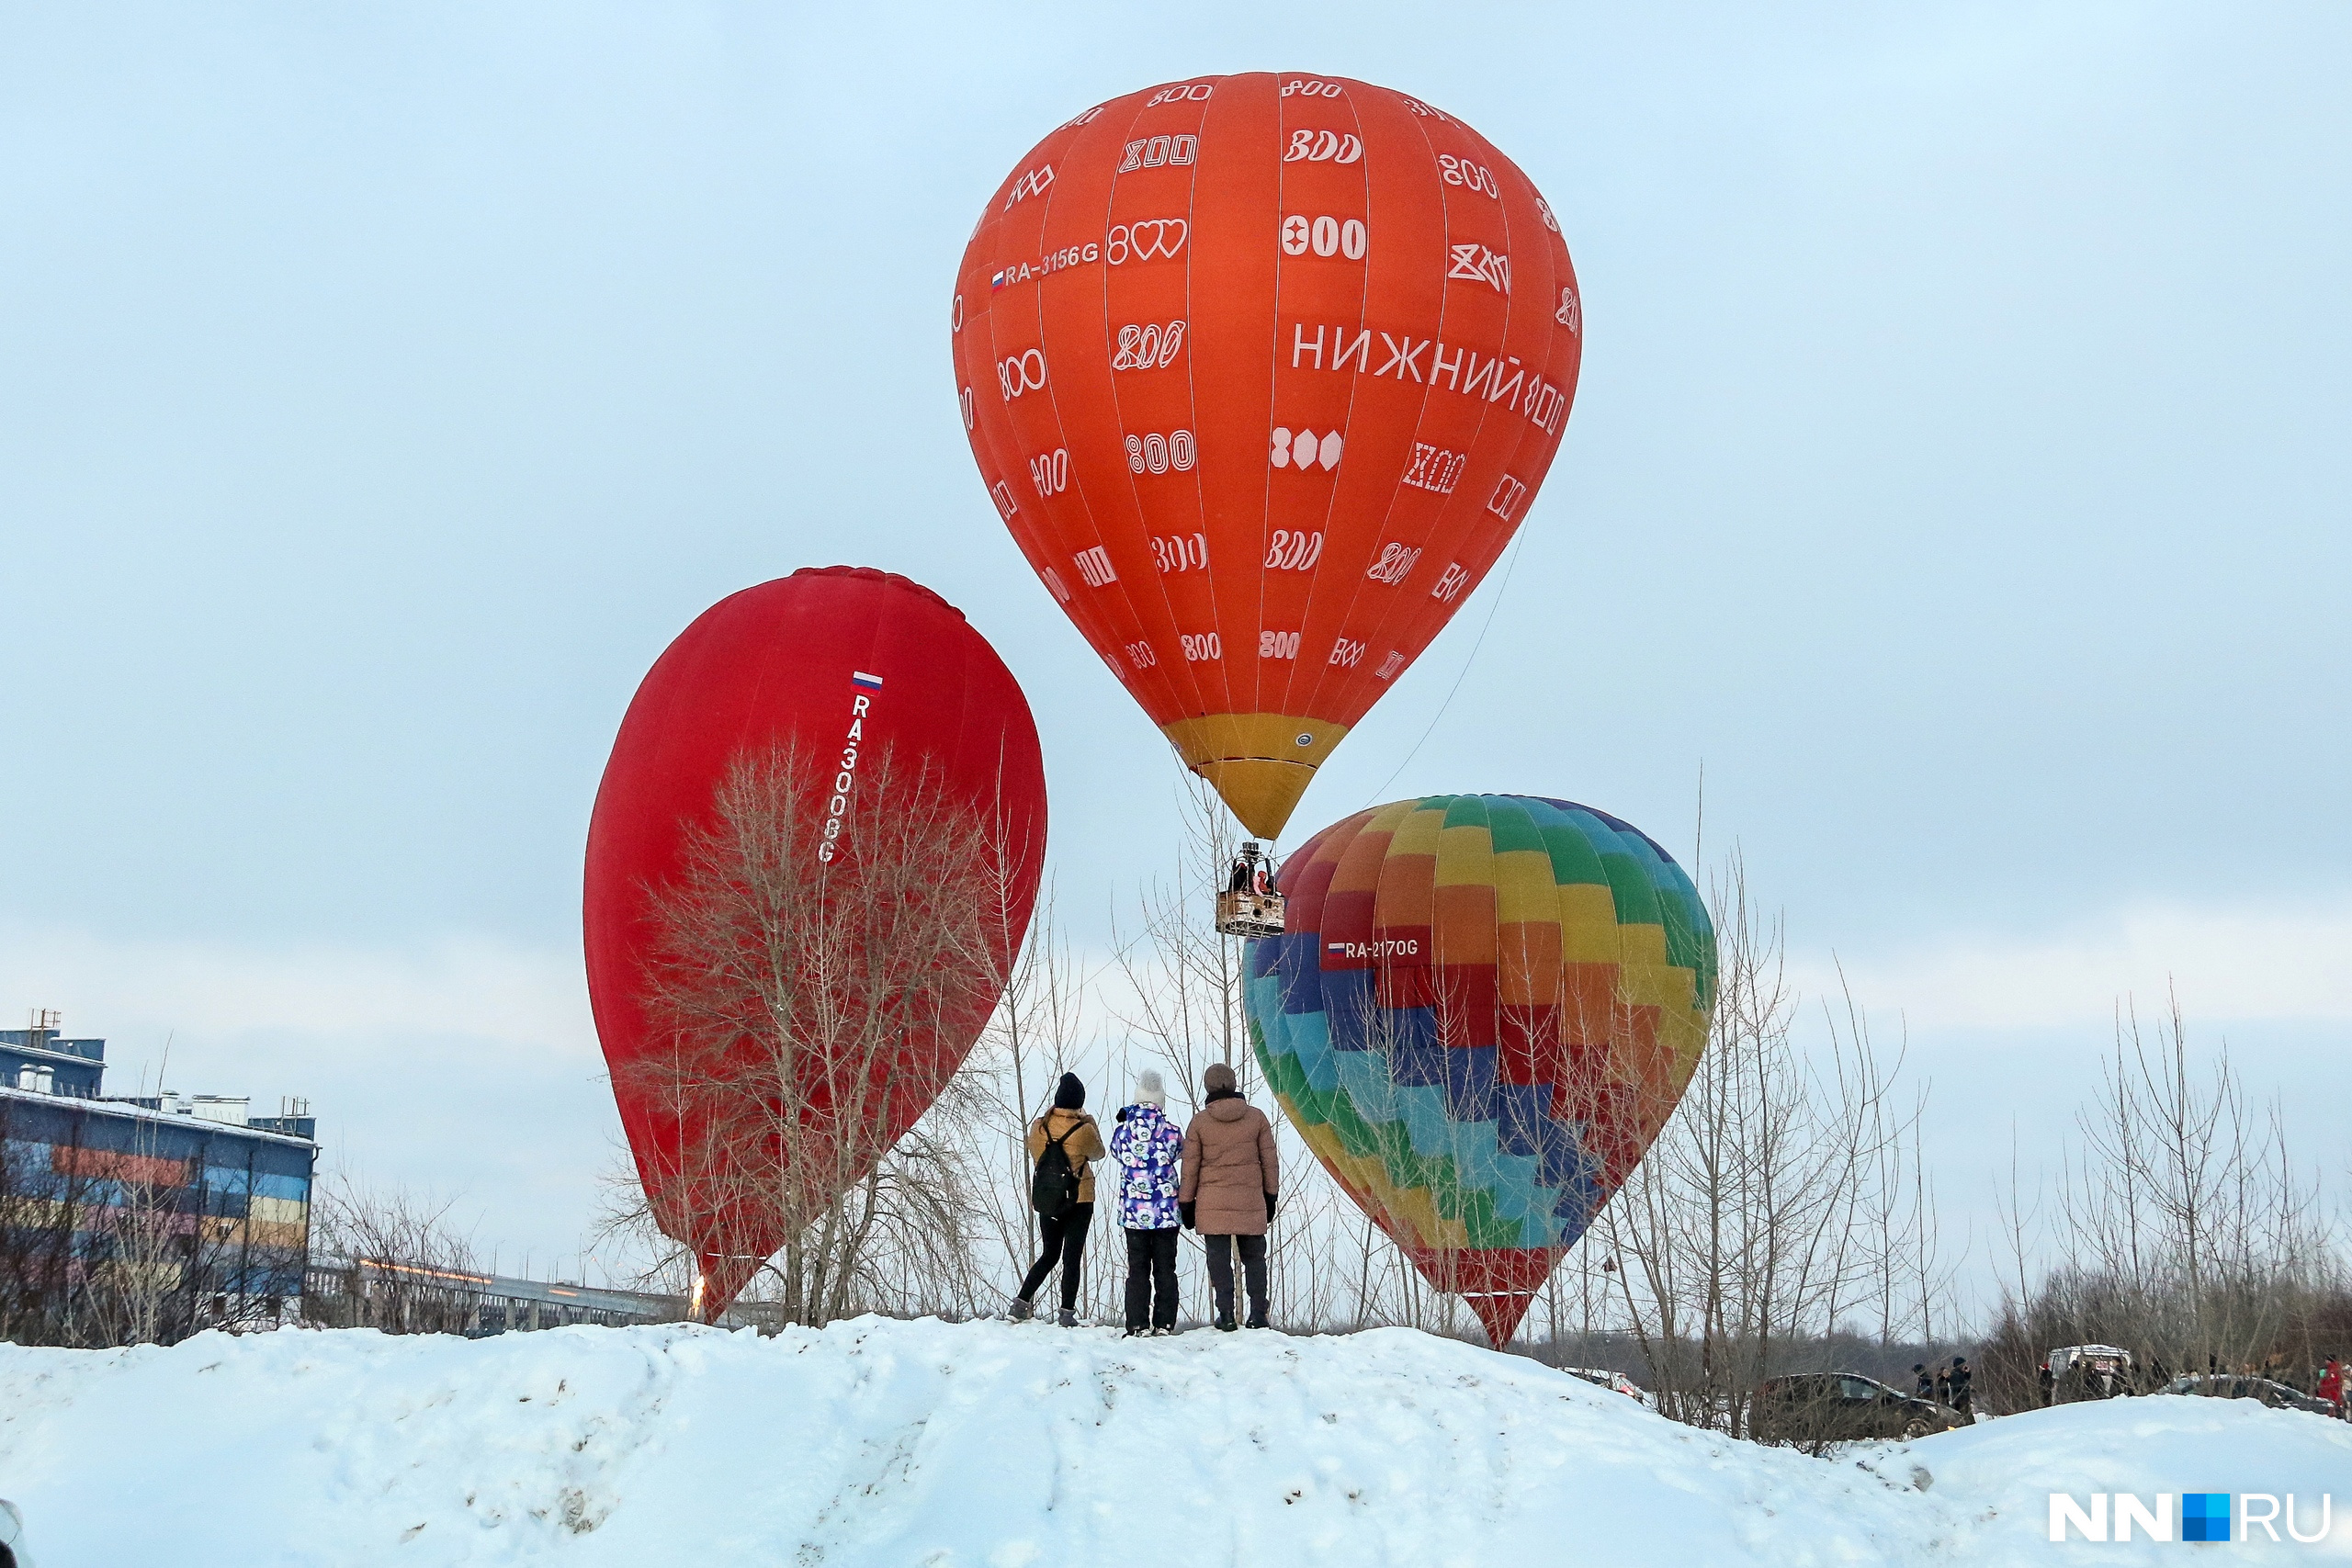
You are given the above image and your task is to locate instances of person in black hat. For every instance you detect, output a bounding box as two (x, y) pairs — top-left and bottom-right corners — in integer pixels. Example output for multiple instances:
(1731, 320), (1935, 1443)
(1011, 1073), (1104, 1326)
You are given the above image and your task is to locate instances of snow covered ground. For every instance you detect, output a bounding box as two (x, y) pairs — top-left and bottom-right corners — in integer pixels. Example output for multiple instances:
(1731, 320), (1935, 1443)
(3, 1318), (2346, 1565)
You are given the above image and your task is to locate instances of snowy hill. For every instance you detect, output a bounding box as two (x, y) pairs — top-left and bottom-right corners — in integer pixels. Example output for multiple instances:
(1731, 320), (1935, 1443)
(3, 1318), (2346, 1565)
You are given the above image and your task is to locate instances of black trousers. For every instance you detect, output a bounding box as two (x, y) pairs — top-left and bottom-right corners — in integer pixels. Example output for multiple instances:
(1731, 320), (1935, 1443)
(1017, 1202), (1092, 1309)
(1124, 1227), (1180, 1329)
(1204, 1233), (1268, 1324)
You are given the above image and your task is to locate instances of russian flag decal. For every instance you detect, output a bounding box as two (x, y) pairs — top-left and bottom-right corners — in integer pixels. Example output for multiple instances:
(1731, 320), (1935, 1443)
(852, 671), (883, 690)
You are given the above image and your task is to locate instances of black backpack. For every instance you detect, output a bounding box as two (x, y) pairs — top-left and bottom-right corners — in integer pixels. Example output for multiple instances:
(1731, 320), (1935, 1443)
(1031, 1119), (1081, 1220)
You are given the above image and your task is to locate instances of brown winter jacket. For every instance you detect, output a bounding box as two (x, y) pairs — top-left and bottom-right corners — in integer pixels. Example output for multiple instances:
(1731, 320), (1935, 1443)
(1026, 1109), (1106, 1205)
(1179, 1094), (1279, 1235)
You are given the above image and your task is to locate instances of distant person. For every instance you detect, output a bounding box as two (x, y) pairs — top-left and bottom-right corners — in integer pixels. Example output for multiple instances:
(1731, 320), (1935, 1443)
(1180, 1061), (1279, 1331)
(1227, 841), (1277, 899)
(1949, 1357), (1973, 1416)
(1012, 1073), (1104, 1326)
(1934, 1365), (1951, 1405)
(1914, 1363), (1932, 1400)
(2318, 1356), (2344, 1416)
(2039, 1362), (2054, 1407)
(1109, 1069), (1184, 1337)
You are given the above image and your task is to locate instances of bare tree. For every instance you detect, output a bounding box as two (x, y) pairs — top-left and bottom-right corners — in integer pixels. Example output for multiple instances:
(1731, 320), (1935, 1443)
(1982, 989), (2341, 1410)
(305, 1174), (483, 1334)
(1590, 859), (1943, 1438)
(76, 1166), (187, 1347)
(1095, 773), (1374, 1330)
(1109, 774), (1252, 1105)
(1297, 953), (1499, 1341)
(957, 881), (1100, 1292)
(0, 1100), (83, 1343)
(615, 739), (1029, 1325)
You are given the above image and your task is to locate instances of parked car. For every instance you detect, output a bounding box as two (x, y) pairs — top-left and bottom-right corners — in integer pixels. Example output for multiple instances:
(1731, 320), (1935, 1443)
(2161, 1374), (2336, 1416)
(1562, 1366), (1645, 1400)
(1, 1497), (35, 1568)
(1751, 1372), (1966, 1444)
(2049, 1344), (2134, 1402)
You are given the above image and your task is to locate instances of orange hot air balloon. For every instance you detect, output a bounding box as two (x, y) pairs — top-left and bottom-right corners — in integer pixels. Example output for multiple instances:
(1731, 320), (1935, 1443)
(951, 73), (1582, 840)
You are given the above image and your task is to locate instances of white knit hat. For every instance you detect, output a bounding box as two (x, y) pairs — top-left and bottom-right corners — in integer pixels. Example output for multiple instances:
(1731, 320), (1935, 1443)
(1134, 1068), (1166, 1108)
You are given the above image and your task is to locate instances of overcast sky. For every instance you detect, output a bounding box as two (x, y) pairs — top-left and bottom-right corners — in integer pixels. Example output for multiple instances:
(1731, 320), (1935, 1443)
(4, 2), (2346, 1288)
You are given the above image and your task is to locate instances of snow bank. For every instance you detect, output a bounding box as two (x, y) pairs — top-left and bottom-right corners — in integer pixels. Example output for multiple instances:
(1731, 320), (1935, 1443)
(2, 1318), (2346, 1565)
(1905, 1397), (2352, 1561)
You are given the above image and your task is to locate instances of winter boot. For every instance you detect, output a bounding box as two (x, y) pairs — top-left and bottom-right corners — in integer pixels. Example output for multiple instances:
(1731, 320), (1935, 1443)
(1007, 1299), (1035, 1322)
(1057, 1307), (1078, 1327)
(1245, 1312), (1270, 1330)
(1216, 1315), (1238, 1333)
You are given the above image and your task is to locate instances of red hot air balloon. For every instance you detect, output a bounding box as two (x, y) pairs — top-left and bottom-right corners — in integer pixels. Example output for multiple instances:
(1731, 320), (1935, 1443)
(584, 569), (1046, 1320)
(952, 73), (1581, 840)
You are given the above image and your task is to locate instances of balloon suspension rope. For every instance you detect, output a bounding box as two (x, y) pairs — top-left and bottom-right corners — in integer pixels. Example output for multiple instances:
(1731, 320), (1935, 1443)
(1362, 524), (1532, 808)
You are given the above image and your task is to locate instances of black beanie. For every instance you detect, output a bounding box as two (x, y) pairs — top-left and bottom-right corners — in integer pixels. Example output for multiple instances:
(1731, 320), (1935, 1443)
(1054, 1072), (1084, 1111)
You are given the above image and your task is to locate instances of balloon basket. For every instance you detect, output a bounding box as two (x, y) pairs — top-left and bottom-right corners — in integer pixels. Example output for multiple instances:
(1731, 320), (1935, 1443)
(1215, 888), (1286, 938)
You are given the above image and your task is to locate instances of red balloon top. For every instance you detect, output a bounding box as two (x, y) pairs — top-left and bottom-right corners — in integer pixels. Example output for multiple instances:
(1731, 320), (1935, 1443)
(952, 73), (1580, 838)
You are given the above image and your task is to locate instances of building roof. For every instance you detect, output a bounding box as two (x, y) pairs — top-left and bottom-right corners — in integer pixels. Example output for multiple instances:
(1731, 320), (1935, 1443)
(0, 1083), (320, 1148)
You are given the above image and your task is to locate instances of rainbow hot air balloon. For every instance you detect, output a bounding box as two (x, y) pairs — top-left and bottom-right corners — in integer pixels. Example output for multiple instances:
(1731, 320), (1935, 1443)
(584, 568), (1046, 1320)
(1242, 795), (1715, 1346)
(952, 73), (1582, 840)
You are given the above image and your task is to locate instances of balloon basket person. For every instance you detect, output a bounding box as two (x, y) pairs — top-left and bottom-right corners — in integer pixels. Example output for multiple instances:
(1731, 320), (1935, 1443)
(1214, 840), (1286, 938)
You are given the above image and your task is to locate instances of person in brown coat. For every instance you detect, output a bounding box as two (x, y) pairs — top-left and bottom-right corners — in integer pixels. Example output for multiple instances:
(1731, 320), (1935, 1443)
(1179, 1060), (1279, 1330)
(1012, 1072), (1105, 1325)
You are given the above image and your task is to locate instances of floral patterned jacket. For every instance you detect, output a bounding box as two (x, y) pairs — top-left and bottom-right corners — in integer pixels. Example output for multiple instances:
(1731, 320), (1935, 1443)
(1107, 1103), (1184, 1230)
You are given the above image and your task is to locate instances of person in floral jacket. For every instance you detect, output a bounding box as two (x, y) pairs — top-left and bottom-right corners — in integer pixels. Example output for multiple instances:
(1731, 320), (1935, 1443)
(1109, 1068), (1185, 1336)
